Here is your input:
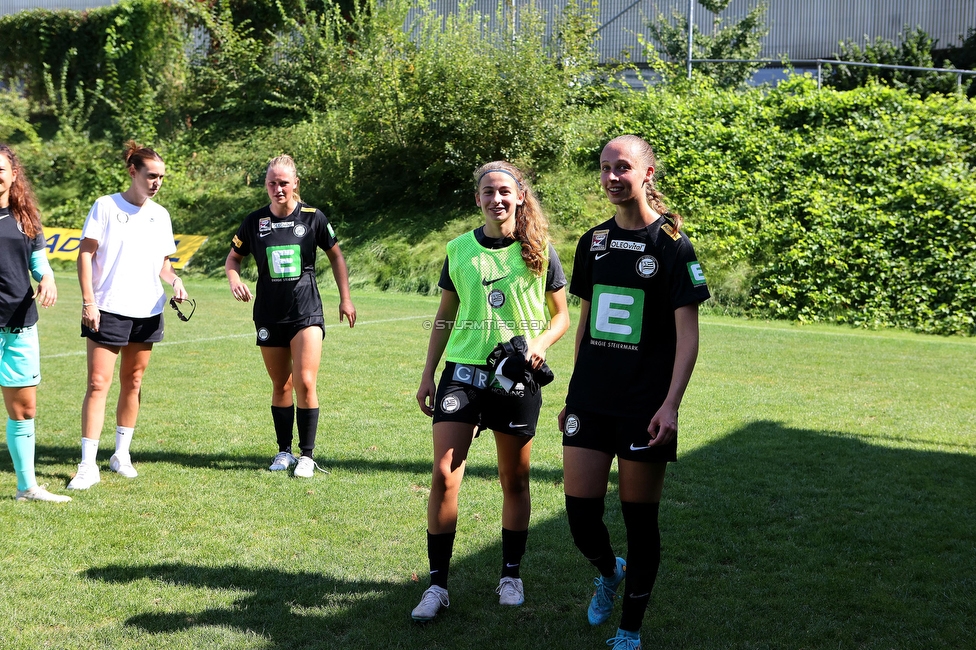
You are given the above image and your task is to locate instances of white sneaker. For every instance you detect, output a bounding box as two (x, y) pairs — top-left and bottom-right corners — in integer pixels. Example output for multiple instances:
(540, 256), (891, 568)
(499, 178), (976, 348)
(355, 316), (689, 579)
(411, 585), (449, 621)
(269, 451), (297, 471)
(67, 463), (101, 490)
(496, 576), (524, 606)
(293, 456), (317, 478)
(15, 485), (72, 502)
(109, 453), (138, 478)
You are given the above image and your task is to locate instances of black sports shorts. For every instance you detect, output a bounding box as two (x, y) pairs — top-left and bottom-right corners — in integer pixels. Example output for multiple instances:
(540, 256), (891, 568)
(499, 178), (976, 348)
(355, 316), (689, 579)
(255, 315), (325, 347)
(562, 406), (677, 463)
(82, 311), (164, 346)
(432, 361), (542, 437)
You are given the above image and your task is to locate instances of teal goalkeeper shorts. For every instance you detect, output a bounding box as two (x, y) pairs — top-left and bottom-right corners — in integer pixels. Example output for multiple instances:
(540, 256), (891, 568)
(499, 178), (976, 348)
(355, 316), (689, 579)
(0, 325), (41, 388)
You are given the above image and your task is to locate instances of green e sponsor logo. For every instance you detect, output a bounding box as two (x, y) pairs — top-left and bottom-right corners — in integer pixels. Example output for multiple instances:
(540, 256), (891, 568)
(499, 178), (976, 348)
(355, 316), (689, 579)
(591, 284), (644, 344)
(688, 261), (706, 286)
(267, 245), (301, 278)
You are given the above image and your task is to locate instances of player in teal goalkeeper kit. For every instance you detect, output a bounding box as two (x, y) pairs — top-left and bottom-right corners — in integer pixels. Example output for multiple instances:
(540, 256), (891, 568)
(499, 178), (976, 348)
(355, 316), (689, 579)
(0, 143), (70, 503)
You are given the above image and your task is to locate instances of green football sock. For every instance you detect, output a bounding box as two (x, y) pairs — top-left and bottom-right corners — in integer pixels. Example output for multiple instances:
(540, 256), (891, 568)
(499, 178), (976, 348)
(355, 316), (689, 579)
(6, 418), (36, 491)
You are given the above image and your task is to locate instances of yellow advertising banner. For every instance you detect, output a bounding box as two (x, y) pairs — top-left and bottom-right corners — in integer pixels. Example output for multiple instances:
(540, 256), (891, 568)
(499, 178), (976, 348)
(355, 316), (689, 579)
(44, 228), (209, 270)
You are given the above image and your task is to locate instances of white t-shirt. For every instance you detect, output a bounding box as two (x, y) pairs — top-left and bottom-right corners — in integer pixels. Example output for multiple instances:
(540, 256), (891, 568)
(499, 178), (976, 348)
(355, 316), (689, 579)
(81, 194), (177, 318)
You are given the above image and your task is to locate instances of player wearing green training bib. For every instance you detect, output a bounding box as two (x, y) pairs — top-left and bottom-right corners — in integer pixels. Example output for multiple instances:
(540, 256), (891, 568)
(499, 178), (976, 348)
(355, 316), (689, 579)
(412, 161), (570, 623)
(226, 155), (356, 479)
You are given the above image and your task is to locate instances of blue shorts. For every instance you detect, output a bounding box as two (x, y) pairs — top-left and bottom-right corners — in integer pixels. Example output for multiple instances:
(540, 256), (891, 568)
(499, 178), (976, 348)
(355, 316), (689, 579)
(0, 326), (41, 388)
(562, 406), (677, 463)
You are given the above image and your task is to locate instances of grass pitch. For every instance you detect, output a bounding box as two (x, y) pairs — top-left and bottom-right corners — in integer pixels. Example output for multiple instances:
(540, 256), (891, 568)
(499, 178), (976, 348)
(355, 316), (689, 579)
(1, 278), (974, 649)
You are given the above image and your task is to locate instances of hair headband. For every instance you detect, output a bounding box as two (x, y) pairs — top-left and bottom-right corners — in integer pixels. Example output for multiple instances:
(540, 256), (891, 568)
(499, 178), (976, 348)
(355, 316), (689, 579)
(477, 168), (522, 190)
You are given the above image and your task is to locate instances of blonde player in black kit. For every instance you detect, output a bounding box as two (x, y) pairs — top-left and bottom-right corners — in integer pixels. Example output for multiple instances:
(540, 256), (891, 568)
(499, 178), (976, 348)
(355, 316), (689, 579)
(225, 155), (356, 478)
(558, 136), (710, 650)
(411, 161), (570, 622)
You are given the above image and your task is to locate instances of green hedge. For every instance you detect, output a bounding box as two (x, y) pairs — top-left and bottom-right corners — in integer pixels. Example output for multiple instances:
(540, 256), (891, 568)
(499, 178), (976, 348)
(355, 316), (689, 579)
(614, 77), (976, 334)
(5, 1), (975, 335)
(0, 0), (191, 140)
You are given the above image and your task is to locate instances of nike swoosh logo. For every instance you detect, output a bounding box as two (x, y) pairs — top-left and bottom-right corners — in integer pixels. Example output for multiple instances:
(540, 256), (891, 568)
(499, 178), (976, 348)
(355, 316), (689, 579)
(595, 252), (610, 260)
(259, 232), (271, 237)
(629, 443), (652, 451)
(505, 563), (519, 568)
(628, 593), (650, 599)
(483, 275), (509, 286)
(509, 422), (527, 429)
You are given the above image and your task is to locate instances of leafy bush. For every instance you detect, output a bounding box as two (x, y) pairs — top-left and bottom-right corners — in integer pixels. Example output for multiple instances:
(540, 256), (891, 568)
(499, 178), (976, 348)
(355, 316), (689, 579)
(0, 0), (192, 141)
(648, 0), (768, 88)
(824, 27), (969, 98)
(6, 0), (976, 335)
(0, 85), (38, 144)
(615, 76), (976, 334)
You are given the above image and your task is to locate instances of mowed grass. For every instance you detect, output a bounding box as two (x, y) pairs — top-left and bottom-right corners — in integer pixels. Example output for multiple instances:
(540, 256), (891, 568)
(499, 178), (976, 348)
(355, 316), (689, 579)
(1, 277), (975, 649)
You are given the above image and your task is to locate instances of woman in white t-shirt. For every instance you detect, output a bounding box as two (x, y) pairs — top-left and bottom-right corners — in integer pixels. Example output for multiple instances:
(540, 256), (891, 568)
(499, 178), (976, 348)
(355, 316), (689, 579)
(67, 142), (189, 491)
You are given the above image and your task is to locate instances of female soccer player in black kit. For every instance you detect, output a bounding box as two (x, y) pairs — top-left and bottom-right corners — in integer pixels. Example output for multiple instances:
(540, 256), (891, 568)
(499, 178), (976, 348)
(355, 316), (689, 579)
(225, 155), (356, 478)
(558, 135), (710, 650)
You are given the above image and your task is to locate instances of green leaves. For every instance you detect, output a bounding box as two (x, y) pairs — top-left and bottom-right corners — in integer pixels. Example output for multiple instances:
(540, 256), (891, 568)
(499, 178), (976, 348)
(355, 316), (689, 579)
(619, 80), (976, 335)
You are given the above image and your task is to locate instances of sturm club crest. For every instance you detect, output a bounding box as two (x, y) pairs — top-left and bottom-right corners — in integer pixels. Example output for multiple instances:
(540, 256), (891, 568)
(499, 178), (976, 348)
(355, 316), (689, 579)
(564, 414), (580, 436)
(257, 328), (270, 341)
(293, 223), (308, 238)
(636, 255), (658, 278)
(589, 229), (609, 251)
(488, 289), (506, 308)
(441, 395), (461, 413)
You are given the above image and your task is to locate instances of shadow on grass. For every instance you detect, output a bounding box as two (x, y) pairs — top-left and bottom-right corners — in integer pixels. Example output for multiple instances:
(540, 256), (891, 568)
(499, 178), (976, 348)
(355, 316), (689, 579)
(83, 420), (976, 648)
(84, 512), (591, 650)
(32, 445), (568, 484)
(33, 444), (269, 473)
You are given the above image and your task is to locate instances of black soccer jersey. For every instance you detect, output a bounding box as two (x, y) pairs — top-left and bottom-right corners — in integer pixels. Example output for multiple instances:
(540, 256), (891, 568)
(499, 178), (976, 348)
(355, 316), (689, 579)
(566, 216), (710, 417)
(0, 208), (44, 328)
(231, 202), (338, 324)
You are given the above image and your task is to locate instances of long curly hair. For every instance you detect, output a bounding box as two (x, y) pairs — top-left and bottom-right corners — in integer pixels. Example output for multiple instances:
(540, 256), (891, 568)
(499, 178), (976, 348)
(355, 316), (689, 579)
(473, 161), (549, 277)
(0, 143), (42, 239)
(606, 134), (684, 233)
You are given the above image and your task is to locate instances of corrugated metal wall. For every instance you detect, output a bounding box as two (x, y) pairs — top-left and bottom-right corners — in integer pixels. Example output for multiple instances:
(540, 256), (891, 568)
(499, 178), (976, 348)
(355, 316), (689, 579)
(1, 0), (117, 14)
(6, 0), (975, 66)
(405, 0), (976, 65)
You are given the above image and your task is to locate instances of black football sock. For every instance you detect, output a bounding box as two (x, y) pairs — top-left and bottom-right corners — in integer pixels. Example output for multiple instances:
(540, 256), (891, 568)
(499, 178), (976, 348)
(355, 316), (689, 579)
(501, 528), (528, 579)
(271, 405), (294, 453)
(565, 494), (617, 577)
(297, 407), (319, 458)
(619, 501), (661, 633)
(427, 530), (456, 589)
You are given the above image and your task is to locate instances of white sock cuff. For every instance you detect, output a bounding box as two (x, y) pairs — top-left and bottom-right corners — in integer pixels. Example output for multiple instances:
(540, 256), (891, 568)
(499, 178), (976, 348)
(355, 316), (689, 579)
(81, 437), (99, 465)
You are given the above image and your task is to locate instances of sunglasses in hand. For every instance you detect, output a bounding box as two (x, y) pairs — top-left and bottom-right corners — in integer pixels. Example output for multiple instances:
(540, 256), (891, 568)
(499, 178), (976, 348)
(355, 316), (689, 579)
(169, 296), (196, 322)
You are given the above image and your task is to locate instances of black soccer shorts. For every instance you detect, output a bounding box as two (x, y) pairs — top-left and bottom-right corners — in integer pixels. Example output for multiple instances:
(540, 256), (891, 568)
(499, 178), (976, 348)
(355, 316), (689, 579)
(432, 361), (542, 437)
